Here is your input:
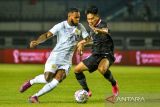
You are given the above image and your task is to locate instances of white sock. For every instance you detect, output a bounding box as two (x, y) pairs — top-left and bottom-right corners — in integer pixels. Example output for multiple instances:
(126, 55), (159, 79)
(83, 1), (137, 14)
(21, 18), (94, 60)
(30, 74), (47, 85)
(33, 79), (59, 97)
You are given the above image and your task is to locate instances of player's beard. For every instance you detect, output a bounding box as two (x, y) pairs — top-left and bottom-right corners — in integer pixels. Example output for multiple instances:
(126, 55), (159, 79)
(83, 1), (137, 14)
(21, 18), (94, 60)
(71, 19), (78, 26)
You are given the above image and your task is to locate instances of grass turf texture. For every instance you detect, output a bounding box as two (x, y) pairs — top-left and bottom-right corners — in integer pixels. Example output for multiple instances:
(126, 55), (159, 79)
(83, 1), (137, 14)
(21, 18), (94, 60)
(0, 64), (160, 107)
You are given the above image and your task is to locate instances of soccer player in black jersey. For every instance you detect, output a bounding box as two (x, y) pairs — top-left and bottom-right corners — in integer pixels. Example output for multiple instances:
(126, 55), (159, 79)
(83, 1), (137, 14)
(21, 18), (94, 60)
(75, 6), (119, 97)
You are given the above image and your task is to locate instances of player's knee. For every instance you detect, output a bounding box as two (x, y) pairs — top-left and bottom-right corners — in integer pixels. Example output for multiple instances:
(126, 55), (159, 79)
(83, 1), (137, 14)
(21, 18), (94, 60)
(45, 75), (51, 82)
(98, 67), (107, 74)
(74, 62), (86, 73)
(98, 59), (110, 74)
(55, 70), (66, 82)
(74, 66), (82, 73)
(44, 72), (54, 82)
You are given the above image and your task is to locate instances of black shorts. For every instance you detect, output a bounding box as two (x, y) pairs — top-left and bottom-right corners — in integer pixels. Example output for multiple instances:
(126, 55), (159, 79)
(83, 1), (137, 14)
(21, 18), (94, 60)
(83, 54), (115, 73)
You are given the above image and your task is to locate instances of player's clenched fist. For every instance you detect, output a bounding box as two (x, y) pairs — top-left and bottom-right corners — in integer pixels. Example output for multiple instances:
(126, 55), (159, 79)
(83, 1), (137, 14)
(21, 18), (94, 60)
(30, 40), (39, 48)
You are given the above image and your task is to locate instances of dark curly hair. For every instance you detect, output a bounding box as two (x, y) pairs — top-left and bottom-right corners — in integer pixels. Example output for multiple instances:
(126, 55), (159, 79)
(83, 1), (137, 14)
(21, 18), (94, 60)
(85, 5), (98, 15)
(68, 8), (79, 13)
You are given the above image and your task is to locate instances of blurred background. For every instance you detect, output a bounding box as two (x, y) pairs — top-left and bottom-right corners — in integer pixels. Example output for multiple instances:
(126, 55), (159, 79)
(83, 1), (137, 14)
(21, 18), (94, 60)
(0, 1), (160, 106)
(0, 0), (160, 66)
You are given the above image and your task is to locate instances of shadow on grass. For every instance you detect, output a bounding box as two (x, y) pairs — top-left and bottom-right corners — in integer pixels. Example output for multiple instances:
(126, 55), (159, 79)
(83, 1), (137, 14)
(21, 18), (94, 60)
(41, 98), (104, 104)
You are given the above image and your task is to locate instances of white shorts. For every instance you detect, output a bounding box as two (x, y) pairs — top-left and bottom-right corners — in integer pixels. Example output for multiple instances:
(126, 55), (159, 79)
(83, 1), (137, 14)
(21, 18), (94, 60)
(44, 63), (71, 75)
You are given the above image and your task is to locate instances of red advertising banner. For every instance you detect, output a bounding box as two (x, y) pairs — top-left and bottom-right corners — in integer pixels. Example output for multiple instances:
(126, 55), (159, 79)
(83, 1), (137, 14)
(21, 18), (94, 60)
(0, 49), (160, 66)
(2, 49), (51, 64)
(135, 51), (160, 66)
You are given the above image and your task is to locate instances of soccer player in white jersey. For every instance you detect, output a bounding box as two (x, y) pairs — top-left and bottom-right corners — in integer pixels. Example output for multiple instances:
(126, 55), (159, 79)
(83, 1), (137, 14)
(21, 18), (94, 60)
(19, 8), (89, 103)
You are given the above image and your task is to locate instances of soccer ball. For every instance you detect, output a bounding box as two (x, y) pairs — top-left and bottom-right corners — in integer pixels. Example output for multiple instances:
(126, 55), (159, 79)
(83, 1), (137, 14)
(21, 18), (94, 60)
(74, 89), (88, 103)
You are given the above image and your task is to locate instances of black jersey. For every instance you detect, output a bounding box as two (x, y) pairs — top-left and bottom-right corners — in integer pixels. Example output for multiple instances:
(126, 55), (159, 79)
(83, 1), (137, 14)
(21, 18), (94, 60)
(90, 20), (114, 55)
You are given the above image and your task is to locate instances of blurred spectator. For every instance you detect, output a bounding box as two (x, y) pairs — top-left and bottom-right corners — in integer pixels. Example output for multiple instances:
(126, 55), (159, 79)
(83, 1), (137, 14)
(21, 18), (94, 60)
(126, 0), (134, 20)
(142, 0), (152, 21)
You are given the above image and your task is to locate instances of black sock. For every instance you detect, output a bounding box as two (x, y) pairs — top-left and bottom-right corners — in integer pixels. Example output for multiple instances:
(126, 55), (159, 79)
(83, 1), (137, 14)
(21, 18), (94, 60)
(103, 69), (116, 86)
(75, 72), (89, 92)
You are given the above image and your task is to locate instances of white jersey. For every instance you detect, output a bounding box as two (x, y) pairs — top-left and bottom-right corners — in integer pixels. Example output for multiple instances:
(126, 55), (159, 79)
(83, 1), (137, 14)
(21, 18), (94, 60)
(47, 21), (88, 65)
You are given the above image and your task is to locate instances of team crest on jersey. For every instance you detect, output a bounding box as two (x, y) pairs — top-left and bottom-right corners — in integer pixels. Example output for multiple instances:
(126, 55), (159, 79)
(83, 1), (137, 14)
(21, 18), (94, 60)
(73, 28), (81, 41)
(52, 64), (57, 69)
(74, 28), (81, 36)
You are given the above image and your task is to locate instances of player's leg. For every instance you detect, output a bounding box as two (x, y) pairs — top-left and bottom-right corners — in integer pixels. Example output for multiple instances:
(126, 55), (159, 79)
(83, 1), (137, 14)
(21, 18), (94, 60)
(98, 58), (119, 96)
(74, 62), (90, 92)
(31, 70), (65, 97)
(44, 72), (56, 82)
(19, 74), (48, 93)
(29, 58), (57, 85)
(29, 64), (70, 103)
(74, 55), (98, 97)
(19, 64), (56, 93)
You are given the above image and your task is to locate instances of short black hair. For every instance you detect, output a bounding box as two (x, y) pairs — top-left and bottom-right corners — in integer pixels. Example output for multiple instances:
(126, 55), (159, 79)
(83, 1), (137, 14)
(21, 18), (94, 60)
(68, 8), (79, 13)
(85, 5), (98, 15)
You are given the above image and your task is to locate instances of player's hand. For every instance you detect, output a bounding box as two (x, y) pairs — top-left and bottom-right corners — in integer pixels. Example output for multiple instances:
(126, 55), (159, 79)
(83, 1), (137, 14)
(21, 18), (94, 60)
(89, 25), (98, 34)
(30, 40), (39, 48)
(77, 42), (84, 55)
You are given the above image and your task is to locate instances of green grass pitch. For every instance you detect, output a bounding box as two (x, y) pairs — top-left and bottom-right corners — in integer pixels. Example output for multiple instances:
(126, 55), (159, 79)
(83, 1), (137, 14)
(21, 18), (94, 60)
(0, 64), (160, 107)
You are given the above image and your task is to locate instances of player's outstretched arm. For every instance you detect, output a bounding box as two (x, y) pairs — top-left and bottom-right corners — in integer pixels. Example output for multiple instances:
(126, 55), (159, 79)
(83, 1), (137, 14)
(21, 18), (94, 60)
(89, 25), (109, 34)
(30, 32), (53, 48)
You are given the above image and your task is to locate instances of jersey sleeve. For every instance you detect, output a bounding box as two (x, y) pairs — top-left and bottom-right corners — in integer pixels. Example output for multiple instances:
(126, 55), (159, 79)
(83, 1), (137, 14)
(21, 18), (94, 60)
(49, 22), (63, 36)
(79, 23), (89, 39)
(100, 21), (108, 28)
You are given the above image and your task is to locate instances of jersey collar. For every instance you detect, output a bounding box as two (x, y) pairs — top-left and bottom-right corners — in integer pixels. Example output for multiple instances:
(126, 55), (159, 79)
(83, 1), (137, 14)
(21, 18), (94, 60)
(66, 21), (77, 28)
(94, 18), (101, 27)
